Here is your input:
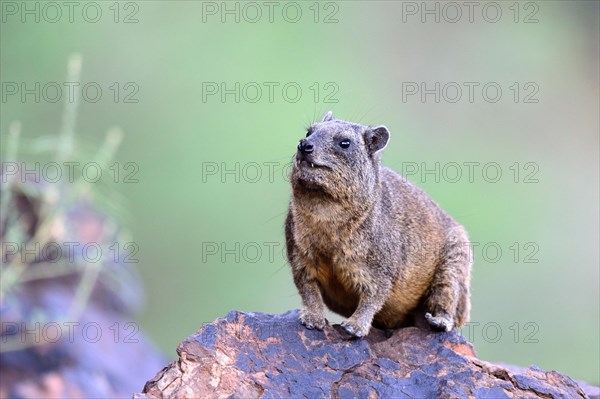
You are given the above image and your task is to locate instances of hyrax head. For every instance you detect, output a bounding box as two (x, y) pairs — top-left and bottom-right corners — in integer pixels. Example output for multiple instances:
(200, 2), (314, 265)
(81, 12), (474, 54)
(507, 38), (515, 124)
(291, 111), (390, 200)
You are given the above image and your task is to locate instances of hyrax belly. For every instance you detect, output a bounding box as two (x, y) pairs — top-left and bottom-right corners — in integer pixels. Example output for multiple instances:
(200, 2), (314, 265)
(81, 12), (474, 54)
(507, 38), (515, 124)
(373, 275), (431, 329)
(373, 257), (438, 329)
(309, 258), (359, 318)
(309, 257), (430, 329)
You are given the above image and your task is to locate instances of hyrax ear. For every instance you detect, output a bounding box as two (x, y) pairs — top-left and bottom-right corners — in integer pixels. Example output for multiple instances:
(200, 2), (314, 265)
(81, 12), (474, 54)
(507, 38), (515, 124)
(322, 111), (334, 122)
(365, 126), (390, 155)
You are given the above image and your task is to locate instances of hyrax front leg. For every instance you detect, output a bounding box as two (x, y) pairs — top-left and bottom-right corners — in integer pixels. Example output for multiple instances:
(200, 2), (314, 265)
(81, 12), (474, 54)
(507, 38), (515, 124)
(298, 281), (327, 330)
(293, 268), (327, 330)
(341, 280), (392, 338)
(425, 230), (472, 332)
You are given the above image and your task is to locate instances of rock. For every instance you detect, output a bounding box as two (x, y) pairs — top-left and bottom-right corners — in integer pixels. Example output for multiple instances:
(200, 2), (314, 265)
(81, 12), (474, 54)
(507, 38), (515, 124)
(135, 310), (595, 399)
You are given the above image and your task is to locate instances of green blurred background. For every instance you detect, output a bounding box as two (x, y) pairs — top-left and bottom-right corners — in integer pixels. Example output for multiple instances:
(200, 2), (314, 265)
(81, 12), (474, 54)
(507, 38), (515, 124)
(1, 0), (598, 384)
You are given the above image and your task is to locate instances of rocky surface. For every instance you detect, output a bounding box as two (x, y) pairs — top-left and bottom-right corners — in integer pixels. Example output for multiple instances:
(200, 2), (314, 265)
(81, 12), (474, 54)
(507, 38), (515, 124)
(136, 310), (595, 399)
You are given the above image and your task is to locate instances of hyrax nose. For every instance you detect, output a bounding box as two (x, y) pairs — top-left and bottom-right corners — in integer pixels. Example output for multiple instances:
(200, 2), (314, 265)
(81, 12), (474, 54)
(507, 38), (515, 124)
(298, 139), (314, 154)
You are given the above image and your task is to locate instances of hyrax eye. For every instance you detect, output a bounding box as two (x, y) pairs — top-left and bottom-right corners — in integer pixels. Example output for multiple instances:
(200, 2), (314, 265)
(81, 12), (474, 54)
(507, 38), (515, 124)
(339, 139), (351, 149)
(306, 131), (312, 137)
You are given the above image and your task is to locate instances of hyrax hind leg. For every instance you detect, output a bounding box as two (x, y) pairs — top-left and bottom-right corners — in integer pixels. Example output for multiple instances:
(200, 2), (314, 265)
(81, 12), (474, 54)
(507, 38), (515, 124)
(425, 227), (472, 332)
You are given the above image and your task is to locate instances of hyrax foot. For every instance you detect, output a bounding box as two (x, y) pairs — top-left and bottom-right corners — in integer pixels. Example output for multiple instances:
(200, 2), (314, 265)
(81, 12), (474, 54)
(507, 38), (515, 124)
(340, 319), (370, 338)
(425, 312), (454, 332)
(300, 309), (326, 330)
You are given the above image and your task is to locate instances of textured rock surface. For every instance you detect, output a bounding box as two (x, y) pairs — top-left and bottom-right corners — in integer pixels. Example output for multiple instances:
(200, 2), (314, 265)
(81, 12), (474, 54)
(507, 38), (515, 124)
(136, 310), (595, 399)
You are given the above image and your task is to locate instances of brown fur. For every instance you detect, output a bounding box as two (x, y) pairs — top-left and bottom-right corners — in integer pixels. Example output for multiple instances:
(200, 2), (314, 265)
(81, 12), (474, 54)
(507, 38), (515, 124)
(285, 112), (472, 337)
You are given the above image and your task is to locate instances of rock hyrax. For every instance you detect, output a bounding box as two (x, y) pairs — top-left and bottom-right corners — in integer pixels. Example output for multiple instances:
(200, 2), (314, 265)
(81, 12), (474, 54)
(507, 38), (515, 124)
(285, 111), (472, 337)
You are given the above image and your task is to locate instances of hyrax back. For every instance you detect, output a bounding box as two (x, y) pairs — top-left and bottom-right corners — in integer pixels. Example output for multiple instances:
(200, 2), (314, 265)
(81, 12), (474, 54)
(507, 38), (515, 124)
(285, 112), (472, 337)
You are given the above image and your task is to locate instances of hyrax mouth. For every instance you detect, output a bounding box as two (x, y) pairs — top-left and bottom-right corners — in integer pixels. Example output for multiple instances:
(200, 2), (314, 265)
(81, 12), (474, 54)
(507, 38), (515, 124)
(297, 159), (328, 170)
